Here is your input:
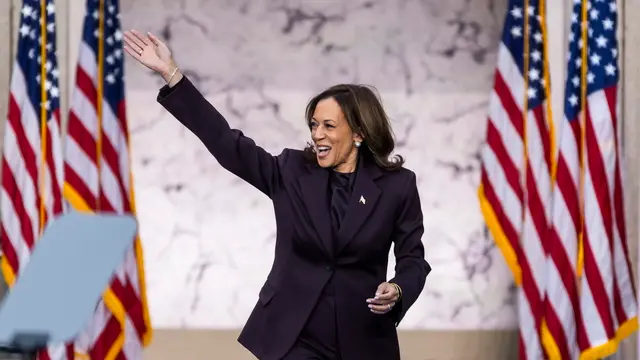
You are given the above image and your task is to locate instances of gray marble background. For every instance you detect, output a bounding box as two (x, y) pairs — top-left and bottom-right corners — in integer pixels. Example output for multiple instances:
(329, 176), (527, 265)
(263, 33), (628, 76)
(120, 0), (516, 329)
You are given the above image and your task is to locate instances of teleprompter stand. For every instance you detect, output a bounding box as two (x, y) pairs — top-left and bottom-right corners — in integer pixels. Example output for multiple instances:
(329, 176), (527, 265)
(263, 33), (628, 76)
(0, 211), (138, 360)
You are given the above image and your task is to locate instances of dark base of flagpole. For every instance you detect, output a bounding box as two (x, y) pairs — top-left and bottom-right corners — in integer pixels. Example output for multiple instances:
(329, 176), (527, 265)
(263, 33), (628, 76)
(0, 333), (49, 360)
(0, 347), (37, 360)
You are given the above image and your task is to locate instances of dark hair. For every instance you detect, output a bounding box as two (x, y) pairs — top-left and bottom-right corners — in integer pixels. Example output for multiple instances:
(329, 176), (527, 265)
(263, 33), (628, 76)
(303, 84), (404, 171)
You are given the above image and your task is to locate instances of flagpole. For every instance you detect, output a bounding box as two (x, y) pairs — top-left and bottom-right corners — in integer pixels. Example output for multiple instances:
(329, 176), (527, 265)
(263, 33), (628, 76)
(576, 0), (589, 283)
(521, 0), (530, 236)
(96, 0), (105, 211)
(38, 0), (48, 234)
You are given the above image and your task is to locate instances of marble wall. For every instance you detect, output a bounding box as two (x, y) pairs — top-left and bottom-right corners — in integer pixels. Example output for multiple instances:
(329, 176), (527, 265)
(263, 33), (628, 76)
(119, 0), (515, 330)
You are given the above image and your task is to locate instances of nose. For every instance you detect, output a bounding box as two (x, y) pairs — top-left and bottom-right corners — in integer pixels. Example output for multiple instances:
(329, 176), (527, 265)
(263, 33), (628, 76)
(312, 126), (325, 141)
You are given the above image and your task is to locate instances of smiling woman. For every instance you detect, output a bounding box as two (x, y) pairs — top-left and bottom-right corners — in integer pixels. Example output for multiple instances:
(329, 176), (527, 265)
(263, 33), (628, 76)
(123, 28), (431, 360)
(303, 84), (404, 174)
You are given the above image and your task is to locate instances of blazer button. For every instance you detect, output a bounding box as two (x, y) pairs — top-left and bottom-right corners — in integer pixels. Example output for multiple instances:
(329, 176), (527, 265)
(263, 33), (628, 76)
(325, 264), (334, 271)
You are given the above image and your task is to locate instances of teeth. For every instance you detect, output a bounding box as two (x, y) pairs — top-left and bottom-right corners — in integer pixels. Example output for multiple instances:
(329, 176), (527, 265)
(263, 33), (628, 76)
(317, 146), (330, 151)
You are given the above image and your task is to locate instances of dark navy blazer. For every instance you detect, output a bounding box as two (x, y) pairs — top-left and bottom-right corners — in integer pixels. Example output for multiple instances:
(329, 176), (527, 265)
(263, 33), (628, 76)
(158, 77), (431, 360)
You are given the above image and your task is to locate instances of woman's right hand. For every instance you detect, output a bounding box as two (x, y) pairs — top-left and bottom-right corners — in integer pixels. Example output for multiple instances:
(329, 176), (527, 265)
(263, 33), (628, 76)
(123, 30), (179, 83)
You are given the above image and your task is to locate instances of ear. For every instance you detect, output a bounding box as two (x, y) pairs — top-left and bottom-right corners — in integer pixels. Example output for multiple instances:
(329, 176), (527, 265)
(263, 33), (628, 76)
(352, 132), (364, 143)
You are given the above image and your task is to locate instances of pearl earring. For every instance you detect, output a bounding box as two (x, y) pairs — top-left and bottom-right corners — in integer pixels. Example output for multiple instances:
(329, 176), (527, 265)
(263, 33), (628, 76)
(354, 141), (361, 148)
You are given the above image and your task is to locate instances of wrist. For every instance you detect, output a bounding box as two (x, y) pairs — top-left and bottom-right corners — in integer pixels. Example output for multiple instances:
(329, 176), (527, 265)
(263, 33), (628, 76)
(161, 61), (178, 81)
(390, 282), (402, 301)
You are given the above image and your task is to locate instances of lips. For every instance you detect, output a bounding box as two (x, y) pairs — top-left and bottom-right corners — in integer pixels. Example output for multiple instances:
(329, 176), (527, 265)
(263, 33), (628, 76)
(316, 145), (331, 159)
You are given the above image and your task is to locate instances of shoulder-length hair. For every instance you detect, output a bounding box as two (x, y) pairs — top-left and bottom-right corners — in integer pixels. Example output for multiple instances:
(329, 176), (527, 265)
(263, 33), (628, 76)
(302, 84), (404, 171)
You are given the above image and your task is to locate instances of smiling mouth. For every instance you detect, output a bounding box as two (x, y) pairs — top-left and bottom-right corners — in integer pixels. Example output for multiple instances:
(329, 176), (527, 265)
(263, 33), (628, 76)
(316, 145), (331, 159)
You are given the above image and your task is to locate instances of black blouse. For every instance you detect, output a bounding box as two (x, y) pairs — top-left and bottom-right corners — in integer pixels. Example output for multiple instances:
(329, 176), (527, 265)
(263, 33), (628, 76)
(328, 170), (355, 241)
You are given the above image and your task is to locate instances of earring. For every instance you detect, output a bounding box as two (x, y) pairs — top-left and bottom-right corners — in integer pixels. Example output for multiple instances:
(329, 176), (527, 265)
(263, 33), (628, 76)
(354, 141), (361, 148)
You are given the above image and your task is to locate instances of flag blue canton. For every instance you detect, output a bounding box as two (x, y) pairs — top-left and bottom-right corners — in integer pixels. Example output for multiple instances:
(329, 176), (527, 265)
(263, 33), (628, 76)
(17, 0), (60, 121)
(502, 0), (548, 110)
(564, 0), (618, 121)
(83, 0), (125, 112)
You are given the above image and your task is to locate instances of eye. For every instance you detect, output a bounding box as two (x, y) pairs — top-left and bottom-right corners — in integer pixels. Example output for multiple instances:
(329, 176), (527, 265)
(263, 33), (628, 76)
(309, 121), (318, 129)
(325, 124), (335, 129)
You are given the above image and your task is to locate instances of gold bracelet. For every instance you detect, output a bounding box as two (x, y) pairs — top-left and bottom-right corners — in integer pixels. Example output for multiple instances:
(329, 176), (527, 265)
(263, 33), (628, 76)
(167, 66), (178, 83)
(391, 282), (402, 301)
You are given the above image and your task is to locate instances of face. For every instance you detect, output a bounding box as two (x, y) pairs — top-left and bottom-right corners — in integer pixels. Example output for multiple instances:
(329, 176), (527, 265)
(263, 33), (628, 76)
(310, 97), (362, 173)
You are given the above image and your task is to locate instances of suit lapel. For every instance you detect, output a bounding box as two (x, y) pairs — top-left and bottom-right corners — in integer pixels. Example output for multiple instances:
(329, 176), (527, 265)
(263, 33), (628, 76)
(336, 159), (382, 254)
(298, 165), (333, 257)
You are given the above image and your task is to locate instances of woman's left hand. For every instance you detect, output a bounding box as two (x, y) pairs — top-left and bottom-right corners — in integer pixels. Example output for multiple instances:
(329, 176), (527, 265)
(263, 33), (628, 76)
(367, 282), (400, 314)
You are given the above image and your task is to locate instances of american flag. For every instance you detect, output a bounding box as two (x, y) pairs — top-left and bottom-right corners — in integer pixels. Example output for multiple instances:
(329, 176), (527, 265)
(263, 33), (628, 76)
(543, 0), (637, 358)
(1, 0), (64, 285)
(0, 0), (73, 359)
(63, 0), (152, 358)
(477, 0), (554, 358)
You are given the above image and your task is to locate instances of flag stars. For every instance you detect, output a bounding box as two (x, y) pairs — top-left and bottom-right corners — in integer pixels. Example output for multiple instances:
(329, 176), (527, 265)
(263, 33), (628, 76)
(530, 50), (541, 62)
(590, 53), (601, 65)
(572, 76), (580, 87)
(533, 32), (542, 43)
(21, 5), (33, 18)
(511, 26), (522, 38)
(569, 94), (579, 107)
(46, 2), (55, 15)
(105, 73), (116, 84)
(604, 63), (616, 76)
(19, 24), (30, 37)
(529, 68), (540, 81)
(50, 86), (59, 98)
(595, 35), (608, 47)
(511, 6), (522, 18)
(527, 87), (537, 99)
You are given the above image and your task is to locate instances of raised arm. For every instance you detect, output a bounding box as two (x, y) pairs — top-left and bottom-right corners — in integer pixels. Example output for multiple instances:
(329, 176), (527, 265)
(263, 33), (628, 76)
(123, 30), (286, 197)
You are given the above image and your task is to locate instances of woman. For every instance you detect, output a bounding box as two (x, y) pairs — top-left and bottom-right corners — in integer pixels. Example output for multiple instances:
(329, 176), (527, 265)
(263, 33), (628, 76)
(123, 30), (431, 360)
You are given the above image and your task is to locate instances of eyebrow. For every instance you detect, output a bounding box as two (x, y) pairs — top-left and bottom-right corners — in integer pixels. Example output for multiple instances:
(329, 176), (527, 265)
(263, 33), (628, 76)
(311, 118), (337, 123)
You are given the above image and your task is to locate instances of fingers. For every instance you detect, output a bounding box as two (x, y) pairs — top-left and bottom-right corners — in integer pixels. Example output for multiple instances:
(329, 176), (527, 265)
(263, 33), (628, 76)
(147, 31), (163, 46)
(123, 30), (147, 54)
(366, 297), (394, 305)
(374, 283), (397, 301)
(123, 45), (142, 59)
(368, 302), (395, 314)
(131, 29), (149, 46)
(375, 290), (396, 301)
(366, 294), (396, 314)
(367, 282), (399, 314)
